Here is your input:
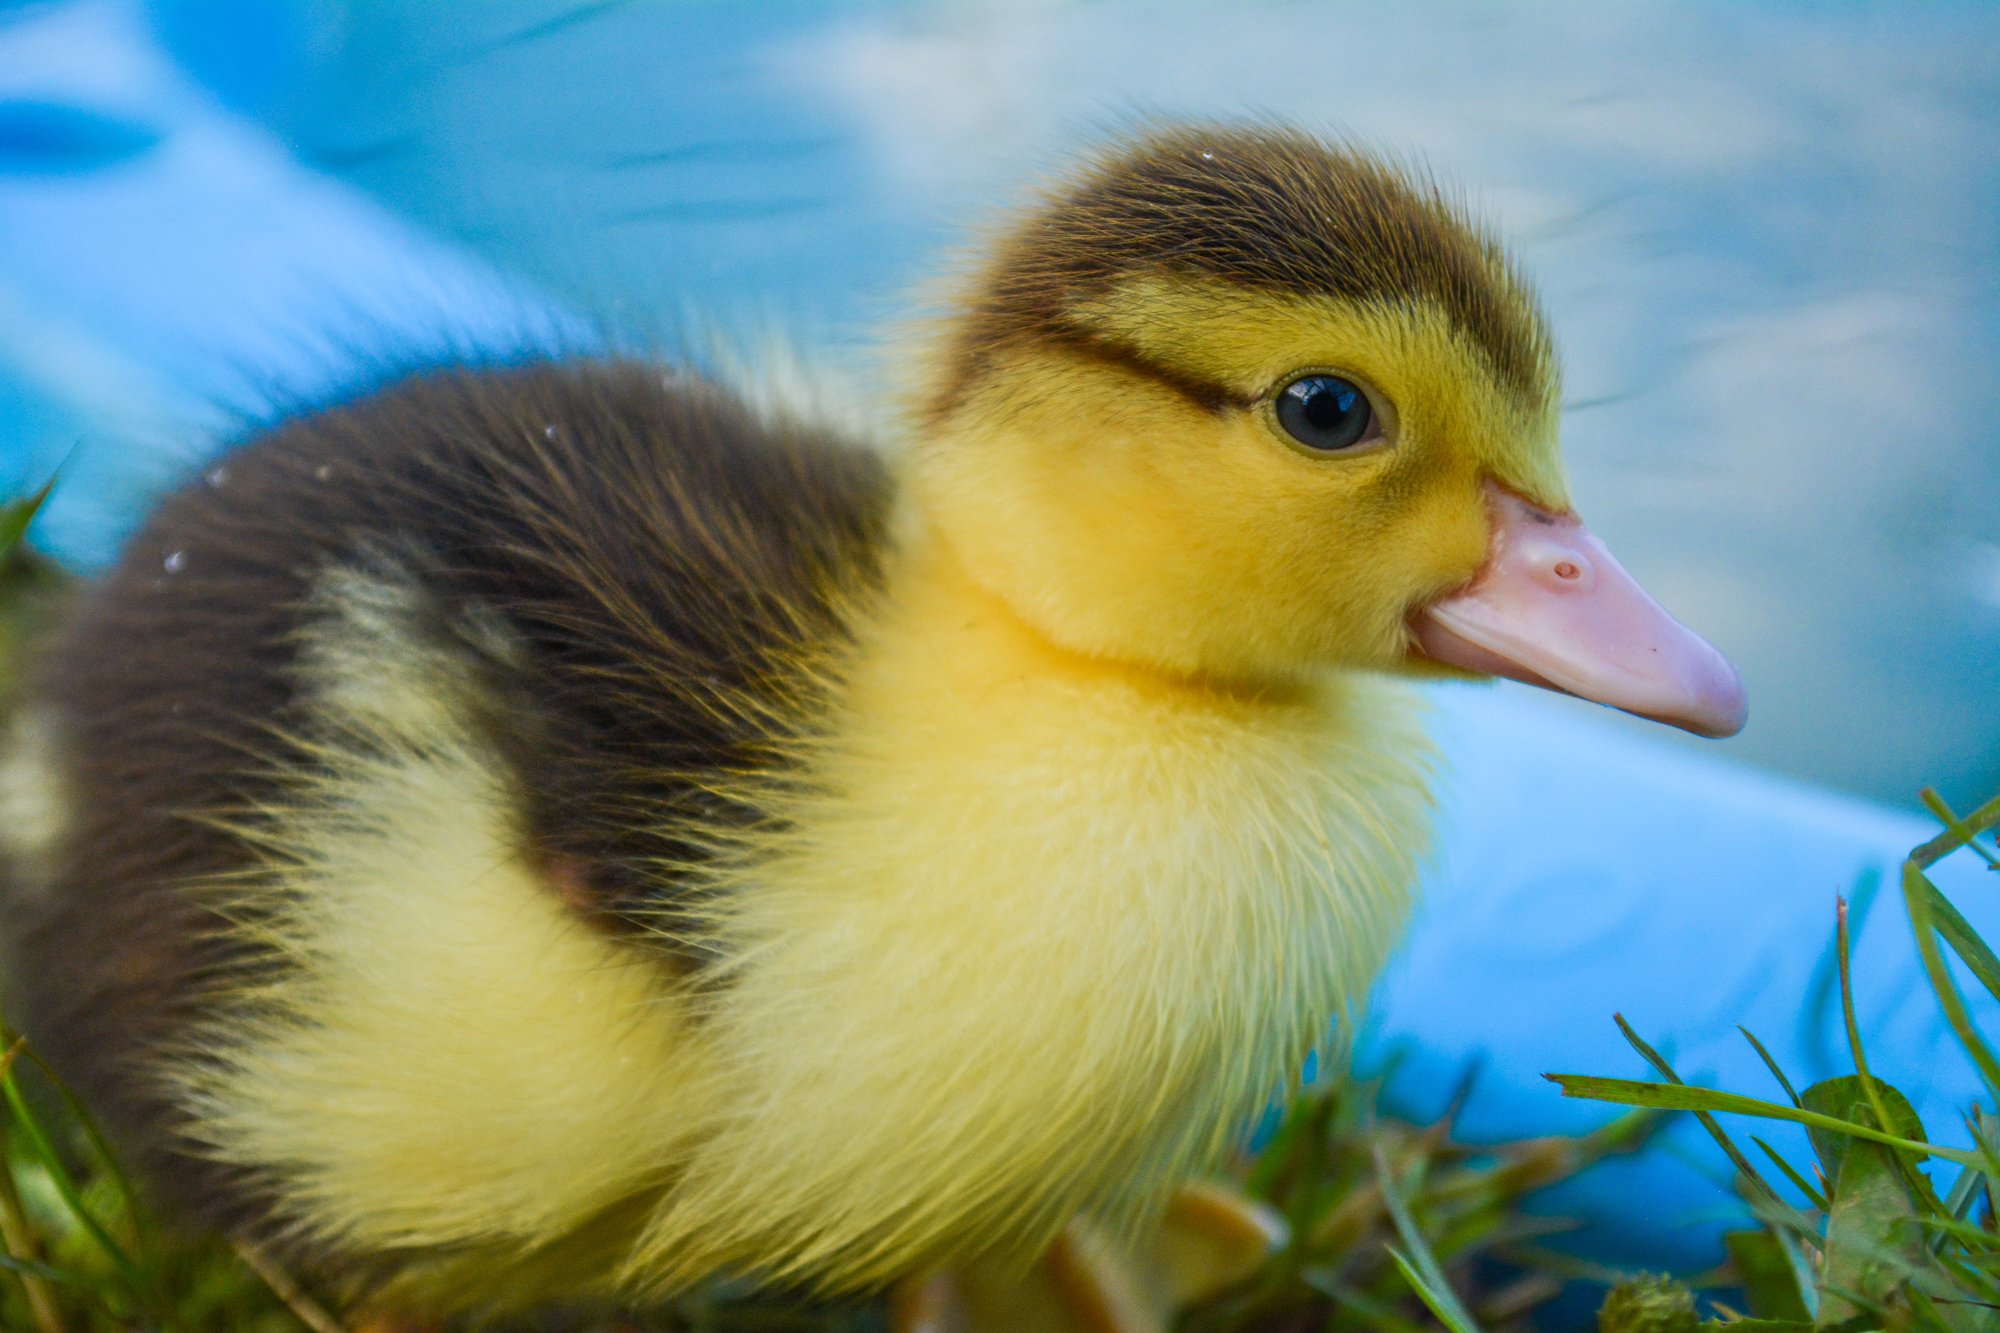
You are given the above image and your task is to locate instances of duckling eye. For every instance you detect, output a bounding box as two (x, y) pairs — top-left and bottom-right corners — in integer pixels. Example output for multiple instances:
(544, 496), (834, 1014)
(1275, 375), (1377, 453)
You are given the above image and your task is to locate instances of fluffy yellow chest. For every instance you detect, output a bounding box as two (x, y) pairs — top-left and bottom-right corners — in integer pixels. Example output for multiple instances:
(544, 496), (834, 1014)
(648, 539), (1437, 1286)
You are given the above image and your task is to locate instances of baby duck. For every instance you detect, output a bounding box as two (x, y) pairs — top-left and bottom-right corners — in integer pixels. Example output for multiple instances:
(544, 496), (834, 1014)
(0, 123), (1742, 1324)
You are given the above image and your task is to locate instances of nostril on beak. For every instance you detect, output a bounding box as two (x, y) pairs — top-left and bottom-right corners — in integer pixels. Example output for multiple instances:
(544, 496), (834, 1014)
(1525, 541), (1594, 592)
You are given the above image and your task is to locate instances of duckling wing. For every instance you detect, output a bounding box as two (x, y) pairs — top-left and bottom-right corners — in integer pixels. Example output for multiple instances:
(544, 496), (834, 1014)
(0, 362), (890, 1297)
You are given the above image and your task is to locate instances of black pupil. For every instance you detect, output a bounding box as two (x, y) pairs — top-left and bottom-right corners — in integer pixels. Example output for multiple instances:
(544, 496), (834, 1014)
(1277, 375), (1373, 452)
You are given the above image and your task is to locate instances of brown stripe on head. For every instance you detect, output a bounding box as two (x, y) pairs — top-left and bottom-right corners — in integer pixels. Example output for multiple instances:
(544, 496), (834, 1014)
(924, 122), (1552, 424)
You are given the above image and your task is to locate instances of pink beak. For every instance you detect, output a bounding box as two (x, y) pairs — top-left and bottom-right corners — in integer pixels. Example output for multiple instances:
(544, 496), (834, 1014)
(1411, 481), (1747, 738)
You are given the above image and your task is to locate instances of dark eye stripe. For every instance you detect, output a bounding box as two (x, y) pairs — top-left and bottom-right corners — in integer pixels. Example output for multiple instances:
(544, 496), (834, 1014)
(1276, 375), (1375, 452)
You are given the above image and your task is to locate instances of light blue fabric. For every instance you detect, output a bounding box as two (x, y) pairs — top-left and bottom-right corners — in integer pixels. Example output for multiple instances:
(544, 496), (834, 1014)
(2, 0), (1994, 1289)
(0, 0), (575, 567)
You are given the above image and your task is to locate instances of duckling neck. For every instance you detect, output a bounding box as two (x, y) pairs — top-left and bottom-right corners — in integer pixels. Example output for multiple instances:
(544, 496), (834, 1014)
(686, 520), (1438, 1279)
(886, 517), (1316, 702)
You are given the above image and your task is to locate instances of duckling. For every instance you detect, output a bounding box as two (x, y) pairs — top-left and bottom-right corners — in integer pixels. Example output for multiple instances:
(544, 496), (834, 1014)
(0, 122), (1743, 1325)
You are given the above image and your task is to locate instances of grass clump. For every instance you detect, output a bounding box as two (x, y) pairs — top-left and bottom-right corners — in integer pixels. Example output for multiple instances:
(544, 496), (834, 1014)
(1549, 788), (2000, 1333)
(0, 1030), (1637, 1332)
(1176, 1075), (1655, 1333)
(0, 1031), (313, 1333)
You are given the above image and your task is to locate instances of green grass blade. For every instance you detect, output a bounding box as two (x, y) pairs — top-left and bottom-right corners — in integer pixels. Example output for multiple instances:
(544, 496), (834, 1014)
(1388, 1248), (1480, 1333)
(0, 472), (58, 563)
(1919, 1213), (2000, 1248)
(1942, 1109), (1998, 1254)
(1739, 1027), (1803, 1108)
(1242, 1085), (1326, 1200)
(0, 1254), (83, 1288)
(0, 1041), (67, 1333)
(1836, 897), (1906, 1169)
(1607, 1016), (1820, 1238)
(1941, 1160), (1984, 1219)
(1922, 788), (2000, 871)
(1920, 879), (2000, 1010)
(1489, 1242), (1637, 1288)
(1373, 1142), (1482, 1333)
(1302, 1269), (1434, 1333)
(0, 1078), (137, 1280)
(1899, 1281), (1960, 1333)
(1816, 1283), (1897, 1325)
(1798, 870), (1881, 1093)
(1932, 1249), (2000, 1308)
(1750, 1136), (1827, 1211)
(1903, 862), (2000, 1105)
(1971, 1109), (2000, 1186)
(0, 1044), (174, 1328)
(1913, 792), (2000, 870)
(1771, 1226), (1821, 1322)
(1543, 1075), (1981, 1169)
(21, 1048), (142, 1250)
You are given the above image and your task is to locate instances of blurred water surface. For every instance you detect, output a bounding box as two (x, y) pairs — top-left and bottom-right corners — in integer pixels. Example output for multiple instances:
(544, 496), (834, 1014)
(6, 0), (1999, 806)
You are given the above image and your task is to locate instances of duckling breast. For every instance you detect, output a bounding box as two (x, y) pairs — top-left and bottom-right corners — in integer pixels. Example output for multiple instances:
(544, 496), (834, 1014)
(630, 530), (1434, 1289)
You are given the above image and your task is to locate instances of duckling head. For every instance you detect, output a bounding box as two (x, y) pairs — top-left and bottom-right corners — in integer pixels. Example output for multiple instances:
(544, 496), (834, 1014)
(908, 123), (1744, 737)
